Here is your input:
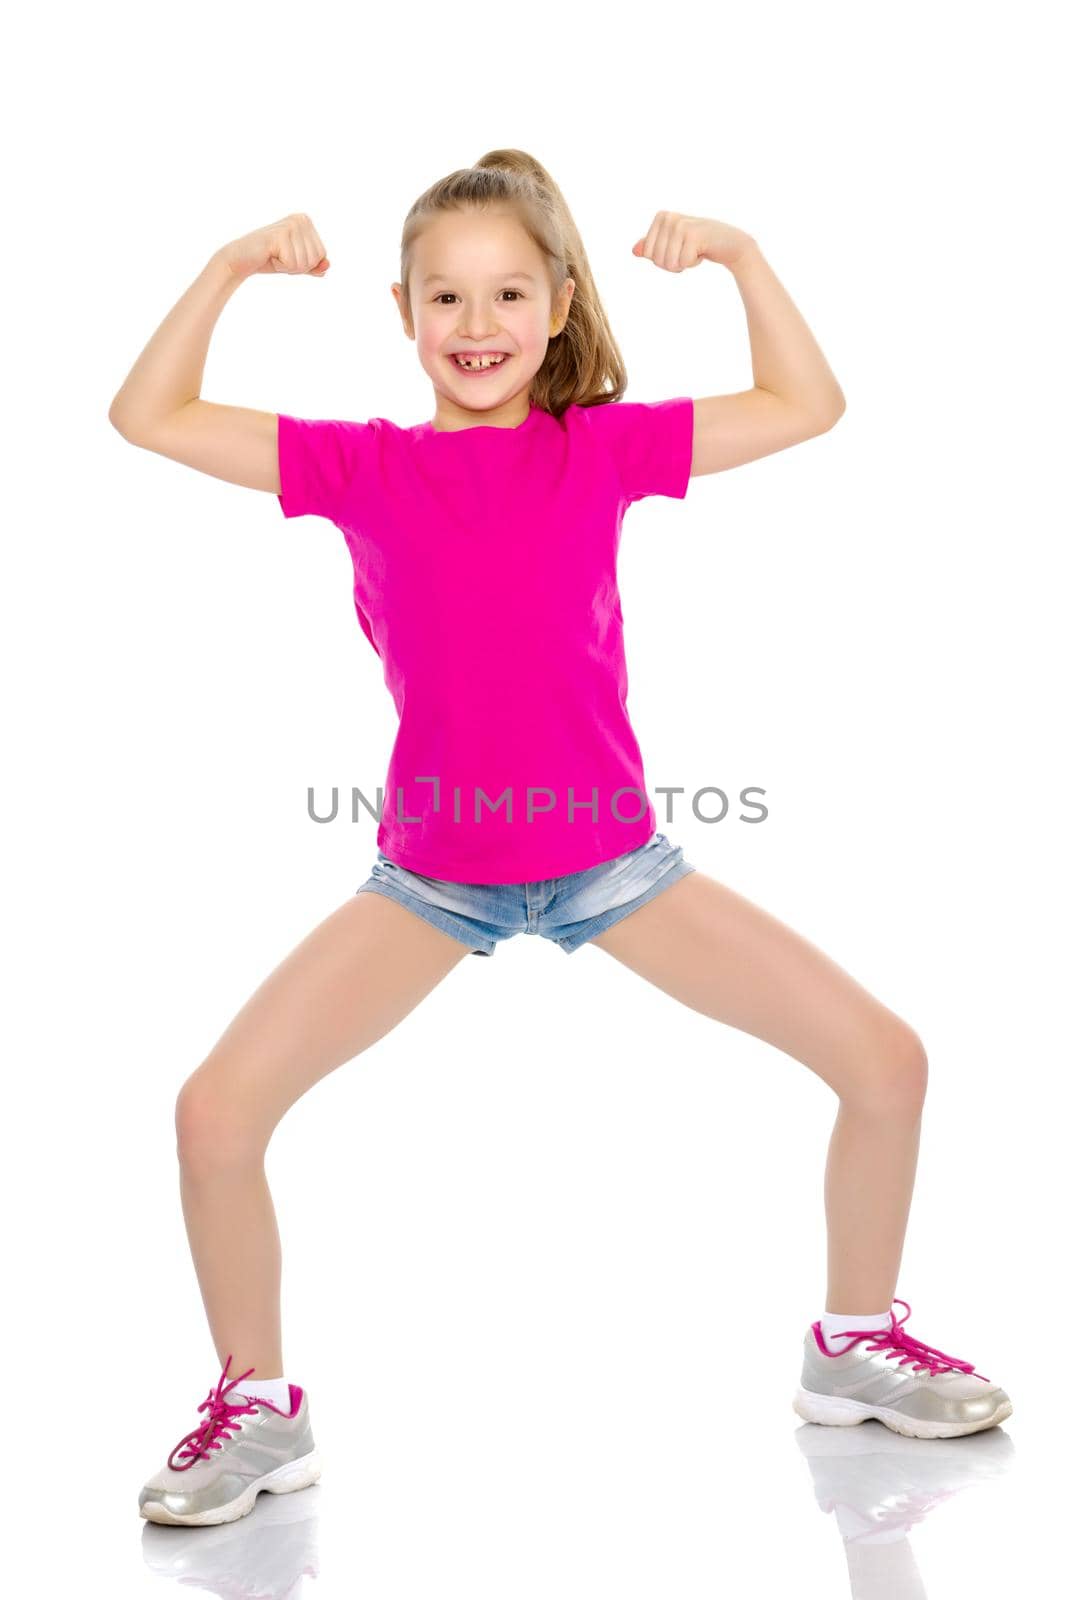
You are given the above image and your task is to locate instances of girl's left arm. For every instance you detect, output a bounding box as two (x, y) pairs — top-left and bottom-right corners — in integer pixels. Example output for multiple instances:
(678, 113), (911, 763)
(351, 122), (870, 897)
(632, 212), (847, 478)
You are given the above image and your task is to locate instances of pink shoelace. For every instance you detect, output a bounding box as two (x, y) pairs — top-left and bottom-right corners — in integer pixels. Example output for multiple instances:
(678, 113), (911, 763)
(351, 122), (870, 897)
(166, 1354), (262, 1472)
(835, 1298), (988, 1381)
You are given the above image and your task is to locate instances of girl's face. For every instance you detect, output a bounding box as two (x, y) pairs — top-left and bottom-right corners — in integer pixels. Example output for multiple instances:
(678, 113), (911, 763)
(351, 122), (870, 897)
(393, 209), (574, 431)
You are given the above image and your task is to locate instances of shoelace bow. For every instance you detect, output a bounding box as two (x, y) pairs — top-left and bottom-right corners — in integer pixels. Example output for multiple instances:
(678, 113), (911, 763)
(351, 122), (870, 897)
(838, 1298), (988, 1381)
(166, 1354), (262, 1471)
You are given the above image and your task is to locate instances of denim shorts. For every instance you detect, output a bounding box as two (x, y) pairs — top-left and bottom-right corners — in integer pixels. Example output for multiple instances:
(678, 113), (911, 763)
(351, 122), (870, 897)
(355, 831), (697, 956)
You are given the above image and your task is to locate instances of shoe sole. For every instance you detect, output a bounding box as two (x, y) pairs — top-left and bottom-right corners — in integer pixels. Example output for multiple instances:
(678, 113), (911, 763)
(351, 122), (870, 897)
(139, 1447), (322, 1526)
(792, 1385), (1012, 1439)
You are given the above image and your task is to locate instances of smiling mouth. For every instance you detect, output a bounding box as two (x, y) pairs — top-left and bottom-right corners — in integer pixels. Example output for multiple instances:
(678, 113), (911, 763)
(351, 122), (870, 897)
(450, 353), (512, 373)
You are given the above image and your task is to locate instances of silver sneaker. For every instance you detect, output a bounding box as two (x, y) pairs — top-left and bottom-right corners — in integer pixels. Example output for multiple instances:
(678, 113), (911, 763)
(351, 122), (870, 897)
(139, 1356), (322, 1525)
(793, 1298), (1012, 1439)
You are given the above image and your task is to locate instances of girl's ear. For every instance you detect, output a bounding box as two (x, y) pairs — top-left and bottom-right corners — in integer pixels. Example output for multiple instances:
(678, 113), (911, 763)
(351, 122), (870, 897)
(390, 283), (415, 340)
(552, 279), (576, 335)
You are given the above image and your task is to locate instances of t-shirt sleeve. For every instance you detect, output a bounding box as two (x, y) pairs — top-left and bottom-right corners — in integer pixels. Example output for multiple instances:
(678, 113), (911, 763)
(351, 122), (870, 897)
(583, 395), (694, 505)
(275, 414), (375, 521)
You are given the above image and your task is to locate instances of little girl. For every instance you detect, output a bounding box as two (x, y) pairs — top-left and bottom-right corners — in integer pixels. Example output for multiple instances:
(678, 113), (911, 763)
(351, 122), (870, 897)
(112, 150), (1011, 1528)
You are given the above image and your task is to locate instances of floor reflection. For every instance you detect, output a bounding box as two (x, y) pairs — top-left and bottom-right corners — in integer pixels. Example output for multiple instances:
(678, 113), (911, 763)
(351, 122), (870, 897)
(794, 1418), (1014, 1596)
(139, 1419), (1014, 1597)
(141, 1482), (321, 1597)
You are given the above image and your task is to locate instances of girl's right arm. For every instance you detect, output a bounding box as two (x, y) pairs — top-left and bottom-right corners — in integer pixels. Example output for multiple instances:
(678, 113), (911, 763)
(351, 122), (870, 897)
(107, 214), (330, 494)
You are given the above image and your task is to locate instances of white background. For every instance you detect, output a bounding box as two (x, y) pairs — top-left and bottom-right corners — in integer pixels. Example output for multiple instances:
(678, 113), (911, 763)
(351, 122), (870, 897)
(5, 0), (1062, 1593)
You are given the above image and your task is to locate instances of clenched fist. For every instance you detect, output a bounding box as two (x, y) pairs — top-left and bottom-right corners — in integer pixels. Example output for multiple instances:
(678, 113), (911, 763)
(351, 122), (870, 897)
(220, 214), (330, 282)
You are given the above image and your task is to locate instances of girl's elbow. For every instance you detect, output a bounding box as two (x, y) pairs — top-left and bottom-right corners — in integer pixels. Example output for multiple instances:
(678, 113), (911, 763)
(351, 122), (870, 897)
(807, 393), (846, 436)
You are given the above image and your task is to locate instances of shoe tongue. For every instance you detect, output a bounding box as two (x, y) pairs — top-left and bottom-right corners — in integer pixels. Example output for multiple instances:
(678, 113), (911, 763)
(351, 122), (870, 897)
(214, 1385), (266, 1409)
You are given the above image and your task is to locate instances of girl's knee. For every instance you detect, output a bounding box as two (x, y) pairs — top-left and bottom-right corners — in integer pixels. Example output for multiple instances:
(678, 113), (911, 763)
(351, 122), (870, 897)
(174, 1067), (268, 1171)
(864, 1017), (928, 1112)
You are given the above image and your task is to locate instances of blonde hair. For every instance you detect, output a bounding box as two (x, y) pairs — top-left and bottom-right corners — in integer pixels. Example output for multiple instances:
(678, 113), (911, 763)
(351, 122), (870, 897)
(397, 148), (629, 418)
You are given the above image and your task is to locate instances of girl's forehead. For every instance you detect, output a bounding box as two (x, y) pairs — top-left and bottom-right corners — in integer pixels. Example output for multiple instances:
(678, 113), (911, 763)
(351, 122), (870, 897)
(414, 213), (540, 277)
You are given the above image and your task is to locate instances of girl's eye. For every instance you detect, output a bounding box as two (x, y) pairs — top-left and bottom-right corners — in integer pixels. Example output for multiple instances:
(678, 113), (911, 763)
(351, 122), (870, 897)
(432, 290), (523, 305)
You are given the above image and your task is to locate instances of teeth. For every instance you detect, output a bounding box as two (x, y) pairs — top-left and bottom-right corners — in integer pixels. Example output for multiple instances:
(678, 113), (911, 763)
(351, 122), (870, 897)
(454, 353), (507, 369)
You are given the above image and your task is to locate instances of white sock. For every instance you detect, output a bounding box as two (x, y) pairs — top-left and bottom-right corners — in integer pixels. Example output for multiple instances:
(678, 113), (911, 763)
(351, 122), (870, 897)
(820, 1308), (893, 1353)
(234, 1375), (292, 1412)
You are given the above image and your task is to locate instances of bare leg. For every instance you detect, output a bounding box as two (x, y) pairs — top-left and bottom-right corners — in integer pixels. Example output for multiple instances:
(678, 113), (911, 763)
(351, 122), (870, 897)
(174, 892), (472, 1383)
(587, 871), (929, 1313)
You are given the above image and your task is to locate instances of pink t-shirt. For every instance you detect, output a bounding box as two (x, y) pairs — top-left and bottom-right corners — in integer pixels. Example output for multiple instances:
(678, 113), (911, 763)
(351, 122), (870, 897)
(276, 396), (694, 883)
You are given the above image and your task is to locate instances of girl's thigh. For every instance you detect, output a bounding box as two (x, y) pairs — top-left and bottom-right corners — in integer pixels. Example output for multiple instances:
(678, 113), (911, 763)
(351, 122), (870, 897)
(586, 869), (926, 1106)
(177, 891), (470, 1154)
